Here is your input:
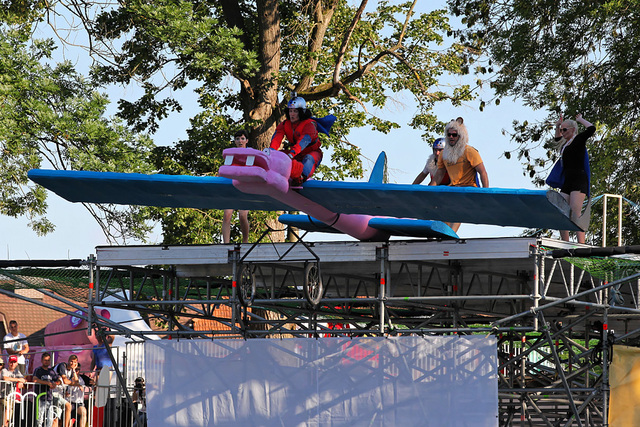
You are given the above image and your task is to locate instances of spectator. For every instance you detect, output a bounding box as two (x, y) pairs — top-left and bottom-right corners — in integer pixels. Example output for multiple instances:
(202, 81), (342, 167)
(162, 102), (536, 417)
(1, 357), (26, 427)
(62, 356), (87, 427)
(33, 352), (61, 427)
(551, 113), (596, 244)
(0, 358), (6, 427)
(132, 377), (147, 427)
(51, 361), (72, 427)
(430, 117), (489, 232)
(90, 333), (114, 372)
(0, 355), (27, 426)
(3, 321), (29, 375)
(270, 96), (323, 186)
(0, 359), (4, 427)
(412, 137), (450, 185)
(222, 130), (251, 244)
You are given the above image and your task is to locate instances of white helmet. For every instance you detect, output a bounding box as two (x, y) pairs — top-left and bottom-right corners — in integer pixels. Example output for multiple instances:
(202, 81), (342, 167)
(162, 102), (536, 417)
(433, 138), (445, 150)
(287, 96), (307, 112)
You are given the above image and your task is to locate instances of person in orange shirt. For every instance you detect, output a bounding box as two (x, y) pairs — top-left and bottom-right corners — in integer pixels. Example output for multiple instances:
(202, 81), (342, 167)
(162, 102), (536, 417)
(270, 96), (322, 186)
(430, 117), (489, 232)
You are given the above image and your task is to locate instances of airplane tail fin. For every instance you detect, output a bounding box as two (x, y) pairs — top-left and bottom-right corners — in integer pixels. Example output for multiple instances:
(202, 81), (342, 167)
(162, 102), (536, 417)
(369, 152), (387, 184)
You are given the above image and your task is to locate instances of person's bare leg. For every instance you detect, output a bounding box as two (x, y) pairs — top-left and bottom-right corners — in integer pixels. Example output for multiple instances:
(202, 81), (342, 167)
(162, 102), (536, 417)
(222, 209), (233, 243)
(559, 192), (571, 241)
(78, 406), (87, 427)
(64, 402), (72, 427)
(569, 191), (587, 244)
(239, 210), (250, 243)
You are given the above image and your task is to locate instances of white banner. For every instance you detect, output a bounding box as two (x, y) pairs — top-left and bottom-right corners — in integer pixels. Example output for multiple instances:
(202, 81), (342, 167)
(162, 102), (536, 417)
(145, 336), (497, 426)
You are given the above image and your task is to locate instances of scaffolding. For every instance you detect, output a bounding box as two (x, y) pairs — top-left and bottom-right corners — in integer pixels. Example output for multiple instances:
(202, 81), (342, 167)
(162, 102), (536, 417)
(3, 236), (640, 426)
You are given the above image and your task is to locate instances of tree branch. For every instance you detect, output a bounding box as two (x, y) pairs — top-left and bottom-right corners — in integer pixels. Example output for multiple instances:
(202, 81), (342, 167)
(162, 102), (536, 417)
(332, 0), (367, 86)
(296, 0), (339, 92)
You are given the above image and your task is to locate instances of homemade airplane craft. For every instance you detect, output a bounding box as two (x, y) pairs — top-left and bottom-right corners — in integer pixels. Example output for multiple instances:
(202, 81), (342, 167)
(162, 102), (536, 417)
(28, 149), (588, 242)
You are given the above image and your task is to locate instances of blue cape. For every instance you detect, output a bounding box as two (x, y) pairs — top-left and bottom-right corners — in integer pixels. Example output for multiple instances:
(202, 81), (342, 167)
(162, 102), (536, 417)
(312, 115), (337, 136)
(545, 149), (591, 197)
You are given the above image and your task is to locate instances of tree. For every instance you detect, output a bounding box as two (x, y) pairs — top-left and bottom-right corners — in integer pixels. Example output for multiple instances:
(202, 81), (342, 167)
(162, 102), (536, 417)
(4, 1), (482, 244)
(448, 0), (640, 245)
(0, 24), (156, 242)
(49, 0), (478, 243)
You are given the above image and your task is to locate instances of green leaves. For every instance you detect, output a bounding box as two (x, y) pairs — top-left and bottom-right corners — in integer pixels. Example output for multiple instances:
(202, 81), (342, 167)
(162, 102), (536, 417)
(3, 1), (487, 245)
(0, 26), (155, 241)
(450, 0), (640, 243)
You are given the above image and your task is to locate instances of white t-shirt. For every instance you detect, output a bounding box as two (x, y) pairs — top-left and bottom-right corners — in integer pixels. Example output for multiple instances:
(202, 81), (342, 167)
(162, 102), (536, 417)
(3, 333), (28, 364)
(69, 376), (86, 404)
(66, 369), (86, 404)
(1, 367), (23, 398)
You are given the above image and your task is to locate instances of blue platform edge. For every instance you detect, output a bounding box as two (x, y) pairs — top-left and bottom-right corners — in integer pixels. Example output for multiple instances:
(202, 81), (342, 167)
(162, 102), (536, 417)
(28, 169), (582, 231)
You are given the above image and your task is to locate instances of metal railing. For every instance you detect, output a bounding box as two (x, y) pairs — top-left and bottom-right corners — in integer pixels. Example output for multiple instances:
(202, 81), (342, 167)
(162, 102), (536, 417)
(0, 378), (145, 427)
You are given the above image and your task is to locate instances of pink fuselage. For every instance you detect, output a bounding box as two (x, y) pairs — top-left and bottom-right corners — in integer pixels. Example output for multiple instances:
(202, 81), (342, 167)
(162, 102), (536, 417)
(219, 148), (388, 241)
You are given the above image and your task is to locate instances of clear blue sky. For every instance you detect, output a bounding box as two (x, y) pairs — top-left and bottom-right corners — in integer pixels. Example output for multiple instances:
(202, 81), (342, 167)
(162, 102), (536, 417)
(0, 2), (550, 260)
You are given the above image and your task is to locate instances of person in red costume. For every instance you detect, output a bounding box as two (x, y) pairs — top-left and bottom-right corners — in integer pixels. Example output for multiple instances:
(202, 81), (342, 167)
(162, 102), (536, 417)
(270, 96), (323, 186)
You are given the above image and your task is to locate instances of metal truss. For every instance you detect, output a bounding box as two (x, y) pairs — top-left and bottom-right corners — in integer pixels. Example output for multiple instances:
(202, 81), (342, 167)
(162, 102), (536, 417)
(79, 237), (640, 426)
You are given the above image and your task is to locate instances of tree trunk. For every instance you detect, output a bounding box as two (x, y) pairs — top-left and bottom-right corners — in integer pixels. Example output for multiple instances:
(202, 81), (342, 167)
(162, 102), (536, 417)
(249, 0), (281, 150)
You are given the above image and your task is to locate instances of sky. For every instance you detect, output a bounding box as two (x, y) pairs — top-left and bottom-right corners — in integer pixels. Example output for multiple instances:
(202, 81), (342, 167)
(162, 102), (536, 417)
(0, 2), (551, 260)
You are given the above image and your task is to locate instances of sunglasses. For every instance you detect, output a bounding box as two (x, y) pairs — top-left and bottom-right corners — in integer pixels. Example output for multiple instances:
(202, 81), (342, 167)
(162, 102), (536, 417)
(561, 128), (571, 132)
(447, 132), (459, 137)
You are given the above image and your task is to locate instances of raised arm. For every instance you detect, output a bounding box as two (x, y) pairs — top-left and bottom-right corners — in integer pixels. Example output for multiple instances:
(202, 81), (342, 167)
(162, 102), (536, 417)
(554, 114), (564, 139)
(576, 113), (594, 128)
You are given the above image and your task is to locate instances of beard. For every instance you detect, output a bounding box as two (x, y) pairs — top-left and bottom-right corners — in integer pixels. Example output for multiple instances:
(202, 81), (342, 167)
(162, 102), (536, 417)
(442, 140), (467, 164)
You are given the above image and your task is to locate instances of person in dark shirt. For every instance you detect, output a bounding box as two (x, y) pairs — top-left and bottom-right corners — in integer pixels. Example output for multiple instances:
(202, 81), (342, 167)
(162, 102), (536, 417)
(33, 352), (61, 427)
(132, 377), (147, 427)
(553, 114), (596, 243)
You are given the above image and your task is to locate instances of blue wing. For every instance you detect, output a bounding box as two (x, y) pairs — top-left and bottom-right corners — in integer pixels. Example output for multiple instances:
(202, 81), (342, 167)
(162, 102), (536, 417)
(28, 168), (583, 231)
(295, 180), (583, 231)
(279, 214), (459, 240)
(27, 169), (293, 211)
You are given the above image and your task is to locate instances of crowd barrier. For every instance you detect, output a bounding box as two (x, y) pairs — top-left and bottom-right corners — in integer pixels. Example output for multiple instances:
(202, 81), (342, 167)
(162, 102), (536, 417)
(0, 378), (145, 427)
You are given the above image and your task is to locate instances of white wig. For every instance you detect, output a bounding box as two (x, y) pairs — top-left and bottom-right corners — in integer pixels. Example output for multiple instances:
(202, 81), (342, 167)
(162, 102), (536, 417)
(555, 119), (578, 151)
(442, 117), (469, 163)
